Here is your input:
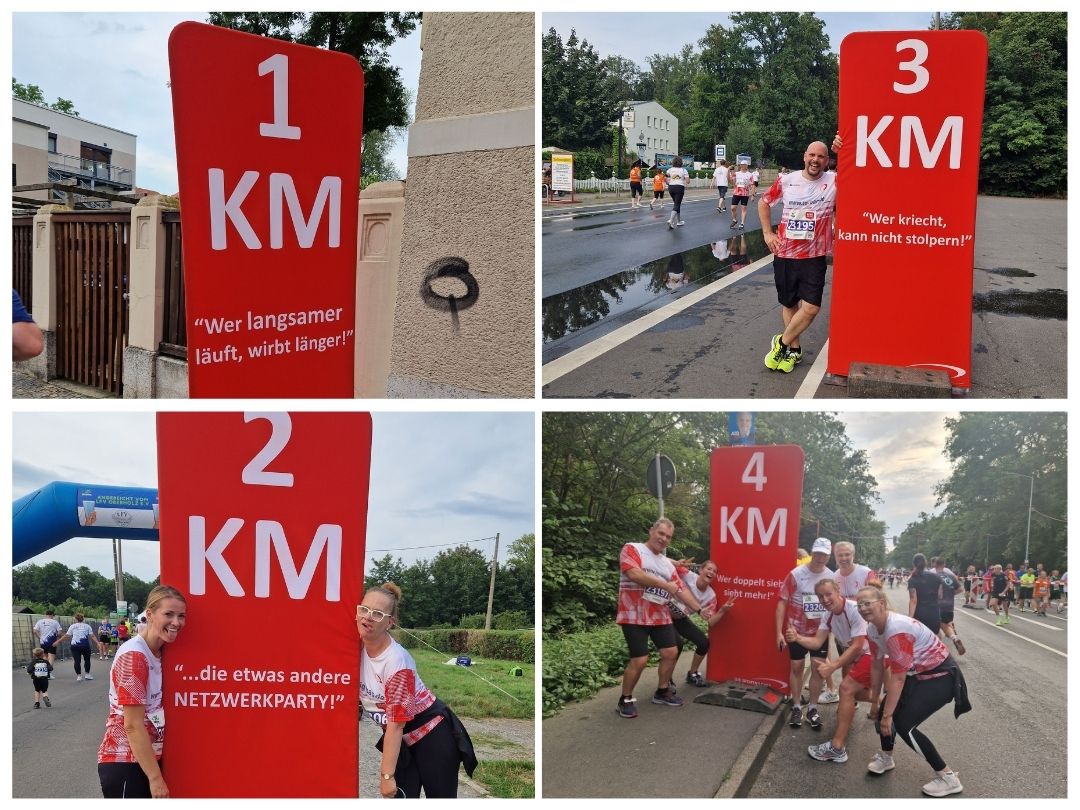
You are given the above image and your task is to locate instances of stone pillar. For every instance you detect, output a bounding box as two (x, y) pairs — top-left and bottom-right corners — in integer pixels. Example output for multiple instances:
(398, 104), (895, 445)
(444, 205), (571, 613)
(25, 204), (70, 380)
(355, 181), (405, 397)
(389, 12), (534, 398)
(123, 196), (177, 398)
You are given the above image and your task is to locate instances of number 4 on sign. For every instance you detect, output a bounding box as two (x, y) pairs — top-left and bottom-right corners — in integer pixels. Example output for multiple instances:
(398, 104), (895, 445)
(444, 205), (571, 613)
(742, 452), (767, 492)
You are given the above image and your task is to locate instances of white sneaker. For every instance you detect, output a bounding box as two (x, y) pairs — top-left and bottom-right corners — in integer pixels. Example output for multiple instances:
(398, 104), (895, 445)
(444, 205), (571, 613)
(76, 675), (83, 682)
(677, 220), (686, 226)
(818, 689), (840, 704)
(922, 771), (963, 797)
(867, 752), (895, 774)
(84, 674), (94, 680)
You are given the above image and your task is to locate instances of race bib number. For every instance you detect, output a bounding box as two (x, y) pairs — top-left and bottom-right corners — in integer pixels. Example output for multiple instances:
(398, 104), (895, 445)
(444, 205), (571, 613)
(148, 709), (166, 756)
(643, 585), (670, 605)
(801, 594), (826, 618)
(784, 209), (816, 240)
(367, 709), (387, 726)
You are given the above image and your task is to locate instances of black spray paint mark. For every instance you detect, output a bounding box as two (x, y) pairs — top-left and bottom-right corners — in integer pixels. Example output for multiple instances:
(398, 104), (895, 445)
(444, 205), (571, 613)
(420, 257), (479, 332)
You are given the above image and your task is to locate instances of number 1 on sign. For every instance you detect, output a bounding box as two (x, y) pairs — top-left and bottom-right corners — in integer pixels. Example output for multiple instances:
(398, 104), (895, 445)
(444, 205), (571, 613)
(258, 54), (301, 140)
(741, 452), (767, 492)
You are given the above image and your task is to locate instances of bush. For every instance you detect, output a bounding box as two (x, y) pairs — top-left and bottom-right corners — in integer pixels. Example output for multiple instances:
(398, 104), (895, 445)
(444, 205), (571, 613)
(395, 628), (534, 664)
(492, 610), (529, 630)
(542, 624), (659, 717)
(459, 613), (486, 629)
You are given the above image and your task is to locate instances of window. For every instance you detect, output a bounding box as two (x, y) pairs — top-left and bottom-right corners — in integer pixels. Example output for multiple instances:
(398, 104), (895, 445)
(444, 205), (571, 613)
(646, 115), (651, 127)
(47, 133), (57, 153)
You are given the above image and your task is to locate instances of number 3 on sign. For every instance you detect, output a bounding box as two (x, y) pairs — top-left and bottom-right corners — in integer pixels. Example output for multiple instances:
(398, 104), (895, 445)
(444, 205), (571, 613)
(741, 452), (767, 492)
(242, 412), (295, 487)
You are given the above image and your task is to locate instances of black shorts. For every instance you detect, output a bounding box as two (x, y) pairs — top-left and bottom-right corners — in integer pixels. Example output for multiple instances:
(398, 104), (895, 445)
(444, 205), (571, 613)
(630, 182), (643, 195)
(940, 610), (955, 624)
(1051, 588), (1062, 600)
(773, 255), (828, 308)
(653, 189), (665, 199)
(32, 676), (49, 692)
(1020, 586), (1033, 599)
(993, 592), (1013, 603)
(732, 194), (750, 207)
(788, 638), (829, 661)
(717, 186), (728, 197)
(99, 762), (154, 799)
(963, 581), (972, 592)
(621, 623), (679, 659)
(41, 643), (56, 655)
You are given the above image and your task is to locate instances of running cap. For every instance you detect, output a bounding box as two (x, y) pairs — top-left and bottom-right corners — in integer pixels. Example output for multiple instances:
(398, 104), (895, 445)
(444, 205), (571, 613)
(811, 537), (832, 555)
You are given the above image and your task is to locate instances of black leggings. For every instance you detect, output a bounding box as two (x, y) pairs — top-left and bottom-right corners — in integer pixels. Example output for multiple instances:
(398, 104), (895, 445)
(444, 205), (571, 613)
(879, 672), (954, 772)
(394, 718), (460, 798)
(72, 644), (92, 675)
(99, 761), (154, 798)
(669, 185), (685, 217)
(672, 616), (709, 656)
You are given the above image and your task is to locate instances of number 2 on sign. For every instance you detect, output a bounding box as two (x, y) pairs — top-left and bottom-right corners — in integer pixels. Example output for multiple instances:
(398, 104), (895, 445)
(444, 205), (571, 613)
(741, 452), (767, 492)
(258, 54), (301, 140)
(241, 412), (295, 487)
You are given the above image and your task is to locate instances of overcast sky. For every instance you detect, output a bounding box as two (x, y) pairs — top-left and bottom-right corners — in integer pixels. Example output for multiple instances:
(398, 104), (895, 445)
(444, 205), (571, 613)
(12, 11), (421, 193)
(543, 12), (942, 67)
(12, 412), (534, 582)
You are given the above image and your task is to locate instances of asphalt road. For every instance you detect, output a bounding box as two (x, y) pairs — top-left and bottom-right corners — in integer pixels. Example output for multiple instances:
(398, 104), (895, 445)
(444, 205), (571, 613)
(746, 590), (1068, 798)
(542, 195), (1066, 399)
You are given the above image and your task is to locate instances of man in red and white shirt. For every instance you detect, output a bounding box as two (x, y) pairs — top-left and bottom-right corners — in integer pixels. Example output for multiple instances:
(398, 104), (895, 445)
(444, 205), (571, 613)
(616, 518), (702, 718)
(760, 136), (842, 374)
(786, 579), (877, 764)
(776, 536), (834, 729)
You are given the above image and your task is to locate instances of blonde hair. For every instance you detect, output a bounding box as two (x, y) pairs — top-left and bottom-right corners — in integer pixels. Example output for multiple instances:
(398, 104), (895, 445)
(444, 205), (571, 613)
(74, 612), (84, 622)
(145, 584), (187, 614)
(814, 578), (840, 596)
(856, 583), (887, 603)
(368, 582), (402, 619)
(33, 647), (44, 658)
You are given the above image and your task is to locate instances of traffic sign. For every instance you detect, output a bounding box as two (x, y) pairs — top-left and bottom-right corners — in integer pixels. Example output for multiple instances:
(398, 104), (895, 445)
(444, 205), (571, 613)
(646, 454), (676, 499)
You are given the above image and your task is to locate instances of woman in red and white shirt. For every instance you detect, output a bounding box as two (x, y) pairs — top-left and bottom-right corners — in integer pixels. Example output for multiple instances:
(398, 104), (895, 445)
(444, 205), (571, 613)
(857, 584), (967, 797)
(97, 585), (187, 798)
(358, 583), (475, 798)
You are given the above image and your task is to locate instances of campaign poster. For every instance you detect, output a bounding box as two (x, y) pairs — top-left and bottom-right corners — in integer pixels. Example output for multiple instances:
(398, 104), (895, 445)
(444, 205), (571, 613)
(169, 22), (364, 397)
(707, 445), (804, 691)
(76, 486), (158, 529)
(830, 31), (987, 388)
(157, 412), (371, 797)
(728, 412), (756, 446)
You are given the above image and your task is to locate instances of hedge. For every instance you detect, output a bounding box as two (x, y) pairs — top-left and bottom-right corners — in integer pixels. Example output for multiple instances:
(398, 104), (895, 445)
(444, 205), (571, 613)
(394, 628), (534, 664)
(542, 624), (664, 717)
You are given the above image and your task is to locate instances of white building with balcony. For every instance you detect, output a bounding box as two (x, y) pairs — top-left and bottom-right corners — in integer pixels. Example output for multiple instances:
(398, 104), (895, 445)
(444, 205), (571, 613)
(618, 100), (678, 168)
(12, 97), (136, 206)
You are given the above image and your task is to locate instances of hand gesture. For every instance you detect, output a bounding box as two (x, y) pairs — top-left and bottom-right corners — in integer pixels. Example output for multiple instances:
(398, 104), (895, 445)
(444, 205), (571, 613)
(832, 133), (843, 152)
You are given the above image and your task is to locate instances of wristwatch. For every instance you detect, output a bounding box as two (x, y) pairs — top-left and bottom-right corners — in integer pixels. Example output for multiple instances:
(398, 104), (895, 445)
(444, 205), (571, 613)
(381, 773), (395, 781)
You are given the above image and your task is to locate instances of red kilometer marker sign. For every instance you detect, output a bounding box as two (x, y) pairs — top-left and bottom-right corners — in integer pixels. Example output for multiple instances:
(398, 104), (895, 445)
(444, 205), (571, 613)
(158, 412), (371, 797)
(169, 22), (364, 397)
(707, 445), (804, 691)
(829, 31), (987, 389)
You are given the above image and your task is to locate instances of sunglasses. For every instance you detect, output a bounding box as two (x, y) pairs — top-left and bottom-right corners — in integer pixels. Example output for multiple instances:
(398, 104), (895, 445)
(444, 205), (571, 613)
(357, 605), (391, 622)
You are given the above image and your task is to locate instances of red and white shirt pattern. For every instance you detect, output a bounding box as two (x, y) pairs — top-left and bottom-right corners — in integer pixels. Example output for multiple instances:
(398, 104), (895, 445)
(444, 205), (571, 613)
(867, 613), (949, 674)
(761, 170), (838, 259)
(835, 564), (876, 599)
(361, 639), (441, 745)
(821, 599), (869, 655)
(734, 171), (754, 196)
(669, 565), (717, 619)
(618, 542), (682, 626)
(98, 635), (164, 763)
(780, 564), (834, 635)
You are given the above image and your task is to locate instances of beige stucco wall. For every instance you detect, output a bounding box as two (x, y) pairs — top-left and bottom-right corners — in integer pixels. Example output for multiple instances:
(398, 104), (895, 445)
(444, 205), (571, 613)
(390, 12), (534, 398)
(12, 142), (49, 198)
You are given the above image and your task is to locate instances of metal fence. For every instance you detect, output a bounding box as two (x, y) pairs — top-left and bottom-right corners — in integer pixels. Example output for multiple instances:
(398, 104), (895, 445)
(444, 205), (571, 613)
(160, 211), (186, 355)
(53, 211), (131, 395)
(12, 613), (110, 666)
(572, 176), (714, 194)
(13, 217), (34, 311)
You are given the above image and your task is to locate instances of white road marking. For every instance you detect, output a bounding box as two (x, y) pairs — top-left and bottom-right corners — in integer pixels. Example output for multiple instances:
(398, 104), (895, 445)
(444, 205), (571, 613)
(795, 340), (829, 399)
(542, 255), (774, 385)
(961, 610), (1067, 657)
(980, 607), (1062, 631)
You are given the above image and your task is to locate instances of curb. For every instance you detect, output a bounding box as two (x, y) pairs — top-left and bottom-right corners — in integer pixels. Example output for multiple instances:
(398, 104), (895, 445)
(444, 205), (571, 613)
(713, 704), (787, 799)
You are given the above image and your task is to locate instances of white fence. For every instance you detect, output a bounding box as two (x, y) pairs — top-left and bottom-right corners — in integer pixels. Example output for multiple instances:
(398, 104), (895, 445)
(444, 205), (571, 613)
(572, 177), (715, 195)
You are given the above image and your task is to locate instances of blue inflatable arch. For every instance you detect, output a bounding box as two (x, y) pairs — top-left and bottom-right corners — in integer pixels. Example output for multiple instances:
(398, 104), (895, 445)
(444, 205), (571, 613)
(13, 482), (159, 566)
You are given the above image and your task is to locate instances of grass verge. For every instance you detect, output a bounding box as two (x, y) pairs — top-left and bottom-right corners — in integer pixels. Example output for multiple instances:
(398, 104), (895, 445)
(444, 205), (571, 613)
(410, 646), (533, 719)
(472, 760), (535, 798)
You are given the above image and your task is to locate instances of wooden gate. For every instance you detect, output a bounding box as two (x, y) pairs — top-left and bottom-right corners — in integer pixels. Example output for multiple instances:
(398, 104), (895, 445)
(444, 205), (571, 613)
(160, 211), (187, 356)
(13, 217), (34, 311)
(53, 211), (130, 395)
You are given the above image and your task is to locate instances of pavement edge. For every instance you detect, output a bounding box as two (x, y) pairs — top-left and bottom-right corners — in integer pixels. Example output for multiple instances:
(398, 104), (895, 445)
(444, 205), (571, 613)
(713, 704), (787, 799)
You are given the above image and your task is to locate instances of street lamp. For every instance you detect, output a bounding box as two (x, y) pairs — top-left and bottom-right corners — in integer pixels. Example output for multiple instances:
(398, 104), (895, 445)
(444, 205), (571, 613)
(637, 131), (646, 167)
(999, 470), (1034, 564)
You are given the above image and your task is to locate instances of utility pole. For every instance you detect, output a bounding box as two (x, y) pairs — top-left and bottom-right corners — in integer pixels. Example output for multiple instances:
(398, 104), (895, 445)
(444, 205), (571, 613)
(112, 539), (125, 604)
(484, 533), (500, 631)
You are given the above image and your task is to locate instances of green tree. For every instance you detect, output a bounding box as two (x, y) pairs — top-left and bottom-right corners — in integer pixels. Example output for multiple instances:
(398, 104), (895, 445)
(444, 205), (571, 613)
(941, 12), (1066, 196)
(207, 12), (419, 134)
(688, 24), (760, 159)
(542, 28), (622, 151)
(429, 546), (492, 625)
(647, 46), (701, 158)
(12, 78), (80, 116)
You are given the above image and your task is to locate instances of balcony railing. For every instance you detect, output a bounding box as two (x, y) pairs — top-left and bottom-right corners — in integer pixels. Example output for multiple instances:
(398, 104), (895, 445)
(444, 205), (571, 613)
(47, 151), (133, 188)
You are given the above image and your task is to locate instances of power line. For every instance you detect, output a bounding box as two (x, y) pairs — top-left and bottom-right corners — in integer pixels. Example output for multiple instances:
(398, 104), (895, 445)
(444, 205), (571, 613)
(1031, 508), (1067, 524)
(366, 535), (498, 554)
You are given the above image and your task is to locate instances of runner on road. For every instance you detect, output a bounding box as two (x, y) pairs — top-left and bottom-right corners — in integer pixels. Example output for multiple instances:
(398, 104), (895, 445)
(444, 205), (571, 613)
(823, 541), (877, 703)
(616, 518), (703, 718)
(713, 160), (729, 213)
(731, 160), (754, 230)
(650, 169), (667, 210)
(907, 554), (944, 635)
(665, 157), (689, 229)
(33, 609), (63, 673)
(629, 164), (643, 209)
(858, 584), (969, 797)
(760, 136), (841, 374)
(932, 557), (966, 655)
(990, 564), (1013, 625)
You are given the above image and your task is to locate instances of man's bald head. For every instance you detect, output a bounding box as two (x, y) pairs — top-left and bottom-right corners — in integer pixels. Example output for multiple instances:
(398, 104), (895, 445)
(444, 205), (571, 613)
(804, 141), (829, 178)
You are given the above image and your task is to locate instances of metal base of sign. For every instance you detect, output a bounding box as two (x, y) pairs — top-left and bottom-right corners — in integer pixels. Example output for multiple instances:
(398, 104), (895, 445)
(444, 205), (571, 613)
(693, 681), (786, 714)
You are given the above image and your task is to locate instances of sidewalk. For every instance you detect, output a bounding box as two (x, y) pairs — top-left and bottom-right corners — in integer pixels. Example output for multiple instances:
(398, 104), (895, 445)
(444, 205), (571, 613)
(13, 366), (105, 399)
(541, 648), (785, 798)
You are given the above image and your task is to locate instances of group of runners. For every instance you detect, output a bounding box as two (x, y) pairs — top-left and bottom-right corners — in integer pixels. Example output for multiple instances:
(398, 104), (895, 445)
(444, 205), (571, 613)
(617, 519), (978, 797)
